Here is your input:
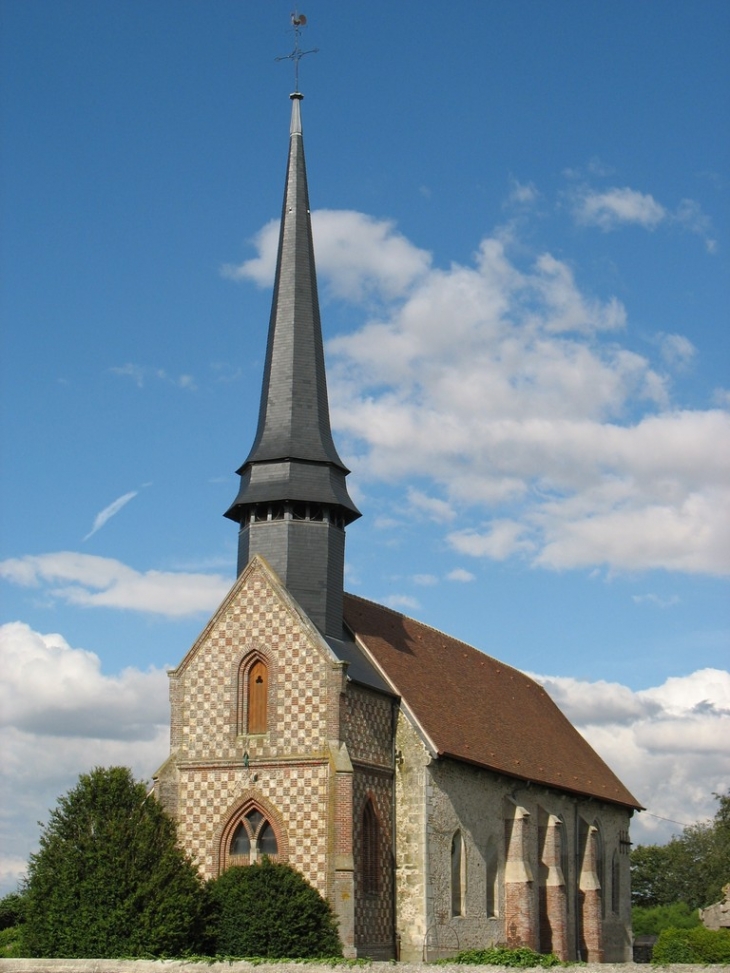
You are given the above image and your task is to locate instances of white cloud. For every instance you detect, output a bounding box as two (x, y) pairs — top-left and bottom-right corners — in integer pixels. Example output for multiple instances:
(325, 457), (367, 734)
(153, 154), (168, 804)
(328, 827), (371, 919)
(0, 552), (231, 617)
(223, 210), (431, 303)
(569, 186), (716, 251)
(658, 332), (696, 370)
(571, 186), (667, 230)
(0, 622), (171, 895)
(383, 594), (421, 611)
(505, 178), (539, 208)
(447, 568), (476, 583)
(302, 210), (730, 578)
(84, 490), (138, 540)
(407, 487), (456, 523)
(532, 668), (730, 844)
(0, 622), (168, 738)
(449, 520), (535, 561)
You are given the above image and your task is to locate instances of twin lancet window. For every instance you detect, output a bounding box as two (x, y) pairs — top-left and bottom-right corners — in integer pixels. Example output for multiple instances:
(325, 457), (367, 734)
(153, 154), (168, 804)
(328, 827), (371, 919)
(229, 808), (278, 862)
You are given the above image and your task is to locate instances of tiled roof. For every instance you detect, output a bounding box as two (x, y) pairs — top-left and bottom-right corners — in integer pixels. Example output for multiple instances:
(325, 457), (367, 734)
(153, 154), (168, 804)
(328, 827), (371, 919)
(343, 593), (642, 810)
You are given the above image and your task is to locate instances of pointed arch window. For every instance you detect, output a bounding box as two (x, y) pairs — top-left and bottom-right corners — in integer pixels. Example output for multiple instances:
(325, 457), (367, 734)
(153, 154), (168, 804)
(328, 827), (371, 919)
(229, 807), (279, 864)
(247, 659), (268, 734)
(486, 836), (499, 918)
(451, 830), (466, 917)
(362, 799), (380, 896)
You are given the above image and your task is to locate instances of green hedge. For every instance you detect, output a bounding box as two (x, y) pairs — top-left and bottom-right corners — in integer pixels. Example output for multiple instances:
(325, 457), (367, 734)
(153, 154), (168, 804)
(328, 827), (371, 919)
(208, 859), (342, 959)
(653, 926), (730, 964)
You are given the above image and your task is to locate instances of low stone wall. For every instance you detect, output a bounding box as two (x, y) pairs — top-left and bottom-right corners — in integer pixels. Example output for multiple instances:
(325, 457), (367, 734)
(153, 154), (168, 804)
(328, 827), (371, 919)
(2, 961), (729, 973)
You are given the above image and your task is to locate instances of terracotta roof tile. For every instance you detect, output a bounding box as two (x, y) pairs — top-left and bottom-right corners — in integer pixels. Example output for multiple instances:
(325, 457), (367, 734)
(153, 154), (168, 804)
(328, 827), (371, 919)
(343, 593), (642, 810)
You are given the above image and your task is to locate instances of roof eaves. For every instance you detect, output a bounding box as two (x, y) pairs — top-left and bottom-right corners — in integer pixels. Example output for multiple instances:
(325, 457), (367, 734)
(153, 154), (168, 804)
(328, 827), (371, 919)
(436, 749), (644, 811)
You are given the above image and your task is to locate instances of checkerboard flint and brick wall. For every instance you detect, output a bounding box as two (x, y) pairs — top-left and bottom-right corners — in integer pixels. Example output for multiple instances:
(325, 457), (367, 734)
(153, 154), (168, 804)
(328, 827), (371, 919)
(158, 557), (401, 956)
(163, 561), (339, 895)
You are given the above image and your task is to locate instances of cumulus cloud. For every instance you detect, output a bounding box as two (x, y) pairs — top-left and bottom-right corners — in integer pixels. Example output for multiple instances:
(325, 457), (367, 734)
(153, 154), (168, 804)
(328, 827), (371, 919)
(571, 186), (667, 230)
(0, 622), (171, 894)
(222, 210), (431, 303)
(407, 488), (456, 523)
(0, 622), (168, 738)
(532, 668), (730, 843)
(84, 490), (138, 540)
(290, 210), (730, 578)
(0, 552), (231, 617)
(568, 186), (716, 251)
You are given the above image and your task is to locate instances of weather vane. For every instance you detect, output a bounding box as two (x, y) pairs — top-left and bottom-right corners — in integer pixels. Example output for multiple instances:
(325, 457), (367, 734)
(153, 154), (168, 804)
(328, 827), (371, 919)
(275, 11), (318, 93)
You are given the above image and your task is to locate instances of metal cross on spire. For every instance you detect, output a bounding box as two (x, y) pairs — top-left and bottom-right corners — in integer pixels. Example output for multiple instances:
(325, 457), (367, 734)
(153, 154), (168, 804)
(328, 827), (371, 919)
(275, 11), (319, 93)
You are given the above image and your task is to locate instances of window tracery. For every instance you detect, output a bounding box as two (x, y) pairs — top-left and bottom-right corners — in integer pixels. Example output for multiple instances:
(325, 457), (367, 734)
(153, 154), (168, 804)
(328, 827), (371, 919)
(228, 806), (279, 864)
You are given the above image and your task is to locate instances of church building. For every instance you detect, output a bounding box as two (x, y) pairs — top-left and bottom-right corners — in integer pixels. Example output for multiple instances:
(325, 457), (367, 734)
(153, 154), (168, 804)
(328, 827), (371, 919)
(153, 86), (641, 963)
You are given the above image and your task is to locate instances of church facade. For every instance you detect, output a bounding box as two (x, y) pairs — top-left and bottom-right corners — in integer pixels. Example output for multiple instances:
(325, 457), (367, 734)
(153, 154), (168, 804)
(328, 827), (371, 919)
(153, 89), (641, 963)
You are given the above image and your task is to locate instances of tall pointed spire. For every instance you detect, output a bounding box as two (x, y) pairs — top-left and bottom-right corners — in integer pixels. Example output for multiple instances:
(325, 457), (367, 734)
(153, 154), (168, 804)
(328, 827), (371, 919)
(225, 92), (360, 638)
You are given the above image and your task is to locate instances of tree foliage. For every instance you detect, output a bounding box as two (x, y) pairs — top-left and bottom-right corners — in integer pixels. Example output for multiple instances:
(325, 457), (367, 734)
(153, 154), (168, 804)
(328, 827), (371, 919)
(22, 766), (207, 958)
(632, 902), (700, 935)
(0, 892), (26, 932)
(208, 858), (342, 958)
(631, 792), (730, 910)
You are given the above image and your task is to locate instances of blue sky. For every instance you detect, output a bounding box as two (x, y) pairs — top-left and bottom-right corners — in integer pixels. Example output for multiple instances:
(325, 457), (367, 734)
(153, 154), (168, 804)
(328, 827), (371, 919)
(1, 0), (728, 893)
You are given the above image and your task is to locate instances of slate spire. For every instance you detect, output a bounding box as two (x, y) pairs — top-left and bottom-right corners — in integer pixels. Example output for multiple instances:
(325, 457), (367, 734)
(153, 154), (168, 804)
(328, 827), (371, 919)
(225, 92), (360, 638)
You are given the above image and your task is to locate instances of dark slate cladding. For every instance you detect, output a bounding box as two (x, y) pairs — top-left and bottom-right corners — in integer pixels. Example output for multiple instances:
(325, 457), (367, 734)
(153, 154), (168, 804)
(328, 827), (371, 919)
(226, 93), (359, 638)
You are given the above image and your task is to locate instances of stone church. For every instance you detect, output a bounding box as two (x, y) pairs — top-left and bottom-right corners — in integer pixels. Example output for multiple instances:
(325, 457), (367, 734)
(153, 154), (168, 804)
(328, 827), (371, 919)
(153, 89), (641, 962)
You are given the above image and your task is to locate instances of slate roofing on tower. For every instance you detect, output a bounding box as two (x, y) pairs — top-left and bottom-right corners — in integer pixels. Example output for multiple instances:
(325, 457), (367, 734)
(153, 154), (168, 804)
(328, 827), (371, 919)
(225, 93), (359, 525)
(224, 92), (359, 637)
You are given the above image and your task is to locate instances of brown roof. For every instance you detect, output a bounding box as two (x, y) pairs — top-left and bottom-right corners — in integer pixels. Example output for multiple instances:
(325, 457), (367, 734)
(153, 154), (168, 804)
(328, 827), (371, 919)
(343, 593), (642, 810)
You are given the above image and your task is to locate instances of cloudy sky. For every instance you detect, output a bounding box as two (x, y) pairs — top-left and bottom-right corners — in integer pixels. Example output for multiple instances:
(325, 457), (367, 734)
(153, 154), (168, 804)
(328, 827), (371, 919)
(1, 1), (728, 895)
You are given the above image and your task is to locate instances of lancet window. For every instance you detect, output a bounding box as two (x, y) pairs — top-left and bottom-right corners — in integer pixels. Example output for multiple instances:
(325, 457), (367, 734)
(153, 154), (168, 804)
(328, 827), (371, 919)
(451, 830), (466, 917)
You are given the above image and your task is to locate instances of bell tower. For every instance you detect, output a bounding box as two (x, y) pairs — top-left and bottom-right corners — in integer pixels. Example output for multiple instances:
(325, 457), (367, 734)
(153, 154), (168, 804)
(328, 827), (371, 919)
(225, 91), (360, 638)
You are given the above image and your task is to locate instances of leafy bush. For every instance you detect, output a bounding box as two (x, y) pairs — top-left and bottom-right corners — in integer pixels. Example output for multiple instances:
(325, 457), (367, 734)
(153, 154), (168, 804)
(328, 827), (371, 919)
(0, 925), (27, 958)
(0, 892), (26, 932)
(653, 926), (730, 964)
(632, 901), (700, 935)
(438, 946), (561, 967)
(208, 858), (342, 958)
(23, 766), (208, 958)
